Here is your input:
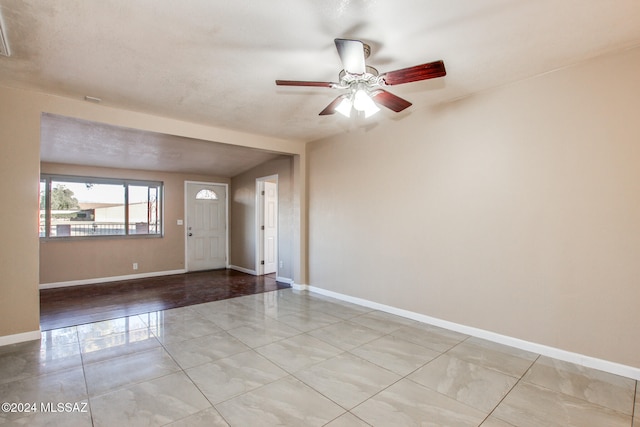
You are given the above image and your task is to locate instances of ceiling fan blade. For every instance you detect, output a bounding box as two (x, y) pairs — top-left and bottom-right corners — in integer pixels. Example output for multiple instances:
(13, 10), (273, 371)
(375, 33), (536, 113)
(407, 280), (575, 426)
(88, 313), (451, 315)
(371, 89), (412, 112)
(381, 60), (446, 85)
(319, 94), (348, 116)
(334, 38), (366, 75)
(276, 80), (336, 88)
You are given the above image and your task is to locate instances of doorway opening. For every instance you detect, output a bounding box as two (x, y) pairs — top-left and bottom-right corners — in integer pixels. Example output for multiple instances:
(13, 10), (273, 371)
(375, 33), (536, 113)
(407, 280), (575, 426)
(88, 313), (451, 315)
(256, 175), (278, 276)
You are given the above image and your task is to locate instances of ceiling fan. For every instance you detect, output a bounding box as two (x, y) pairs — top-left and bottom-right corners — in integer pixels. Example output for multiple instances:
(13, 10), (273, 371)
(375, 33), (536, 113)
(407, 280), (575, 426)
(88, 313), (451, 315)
(276, 38), (446, 118)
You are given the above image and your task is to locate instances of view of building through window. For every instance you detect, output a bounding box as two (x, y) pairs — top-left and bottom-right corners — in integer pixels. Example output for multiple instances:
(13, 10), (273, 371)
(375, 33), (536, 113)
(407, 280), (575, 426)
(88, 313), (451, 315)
(39, 175), (162, 238)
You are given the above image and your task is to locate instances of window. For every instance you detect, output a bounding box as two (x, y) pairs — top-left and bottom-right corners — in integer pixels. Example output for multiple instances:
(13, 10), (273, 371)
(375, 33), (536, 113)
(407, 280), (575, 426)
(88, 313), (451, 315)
(39, 174), (163, 238)
(195, 188), (218, 200)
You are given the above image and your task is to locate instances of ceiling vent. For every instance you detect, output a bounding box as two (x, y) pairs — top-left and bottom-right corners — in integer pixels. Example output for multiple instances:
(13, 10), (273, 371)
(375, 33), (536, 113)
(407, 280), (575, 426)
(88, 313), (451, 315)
(0, 11), (10, 57)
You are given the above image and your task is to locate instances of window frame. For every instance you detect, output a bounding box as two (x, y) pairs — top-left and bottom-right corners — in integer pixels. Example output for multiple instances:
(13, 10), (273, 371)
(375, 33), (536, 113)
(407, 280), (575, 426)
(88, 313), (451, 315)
(39, 173), (164, 240)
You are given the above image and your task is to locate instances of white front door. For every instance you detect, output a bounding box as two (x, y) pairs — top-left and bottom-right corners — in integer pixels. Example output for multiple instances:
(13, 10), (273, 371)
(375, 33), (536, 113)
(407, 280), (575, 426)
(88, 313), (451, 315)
(186, 182), (227, 271)
(263, 181), (278, 274)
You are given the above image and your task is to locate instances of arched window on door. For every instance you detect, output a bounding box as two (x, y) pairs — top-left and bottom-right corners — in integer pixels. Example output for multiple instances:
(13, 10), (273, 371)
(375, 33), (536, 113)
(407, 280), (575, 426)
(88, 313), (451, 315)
(195, 189), (218, 200)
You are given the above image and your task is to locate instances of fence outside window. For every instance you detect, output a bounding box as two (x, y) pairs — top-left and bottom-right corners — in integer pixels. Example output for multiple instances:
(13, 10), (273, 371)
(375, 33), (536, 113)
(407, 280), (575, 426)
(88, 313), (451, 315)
(39, 174), (163, 239)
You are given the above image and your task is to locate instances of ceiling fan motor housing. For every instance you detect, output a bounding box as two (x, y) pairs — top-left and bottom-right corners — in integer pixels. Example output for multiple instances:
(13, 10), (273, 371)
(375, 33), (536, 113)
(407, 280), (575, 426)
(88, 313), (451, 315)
(338, 65), (380, 89)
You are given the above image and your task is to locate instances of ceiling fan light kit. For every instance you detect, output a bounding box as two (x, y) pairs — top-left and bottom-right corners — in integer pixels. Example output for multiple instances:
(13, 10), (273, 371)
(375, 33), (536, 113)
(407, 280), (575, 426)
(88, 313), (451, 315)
(276, 38), (446, 118)
(334, 96), (353, 117)
(352, 86), (380, 117)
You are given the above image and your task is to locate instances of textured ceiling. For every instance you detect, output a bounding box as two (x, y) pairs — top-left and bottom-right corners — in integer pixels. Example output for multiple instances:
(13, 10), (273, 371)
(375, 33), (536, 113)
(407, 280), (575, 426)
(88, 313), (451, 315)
(40, 113), (284, 177)
(1, 0), (640, 172)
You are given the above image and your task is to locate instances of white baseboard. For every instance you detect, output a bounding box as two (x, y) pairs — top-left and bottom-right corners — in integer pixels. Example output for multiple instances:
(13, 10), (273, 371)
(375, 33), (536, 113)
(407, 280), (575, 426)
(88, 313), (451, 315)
(307, 285), (640, 381)
(0, 329), (41, 347)
(276, 276), (294, 286)
(39, 269), (187, 289)
(229, 265), (257, 275)
(291, 283), (308, 291)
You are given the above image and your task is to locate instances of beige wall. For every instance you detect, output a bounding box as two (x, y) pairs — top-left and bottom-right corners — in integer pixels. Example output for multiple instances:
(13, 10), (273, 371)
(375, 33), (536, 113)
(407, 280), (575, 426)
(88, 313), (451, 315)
(0, 88), (41, 337)
(39, 162), (229, 283)
(308, 47), (640, 368)
(230, 156), (294, 280)
(0, 85), (306, 340)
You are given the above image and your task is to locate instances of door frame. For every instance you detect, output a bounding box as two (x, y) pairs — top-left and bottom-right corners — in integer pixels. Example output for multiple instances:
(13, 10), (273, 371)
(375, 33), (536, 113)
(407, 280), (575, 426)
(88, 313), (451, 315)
(184, 180), (229, 272)
(255, 175), (278, 276)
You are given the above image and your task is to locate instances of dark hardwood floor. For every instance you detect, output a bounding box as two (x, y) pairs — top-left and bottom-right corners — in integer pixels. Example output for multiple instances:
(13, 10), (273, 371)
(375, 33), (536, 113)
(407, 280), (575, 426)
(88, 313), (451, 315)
(40, 269), (290, 331)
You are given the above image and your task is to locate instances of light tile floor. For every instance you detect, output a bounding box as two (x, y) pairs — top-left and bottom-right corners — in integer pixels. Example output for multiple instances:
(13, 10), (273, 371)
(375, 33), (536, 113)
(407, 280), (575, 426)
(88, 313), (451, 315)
(0, 289), (637, 426)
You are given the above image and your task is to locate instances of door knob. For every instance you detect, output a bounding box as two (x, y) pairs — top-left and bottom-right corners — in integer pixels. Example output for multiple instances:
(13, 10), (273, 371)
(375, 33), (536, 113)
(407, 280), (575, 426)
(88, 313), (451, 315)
(188, 233), (193, 237)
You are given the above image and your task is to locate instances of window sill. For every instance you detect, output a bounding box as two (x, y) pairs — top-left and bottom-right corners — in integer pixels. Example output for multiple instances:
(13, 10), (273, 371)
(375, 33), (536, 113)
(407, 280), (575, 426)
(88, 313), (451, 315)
(39, 234), (163, 242)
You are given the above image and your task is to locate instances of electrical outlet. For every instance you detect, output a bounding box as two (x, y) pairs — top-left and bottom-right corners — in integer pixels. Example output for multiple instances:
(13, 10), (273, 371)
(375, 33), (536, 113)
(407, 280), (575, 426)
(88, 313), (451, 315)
(133, 262), (138, 270)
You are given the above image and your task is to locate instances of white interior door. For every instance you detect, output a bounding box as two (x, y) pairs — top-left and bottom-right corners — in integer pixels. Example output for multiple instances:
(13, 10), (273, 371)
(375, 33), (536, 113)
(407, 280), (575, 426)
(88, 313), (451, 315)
(263, 181), (278, 274)
(186, 182), (227, 271)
